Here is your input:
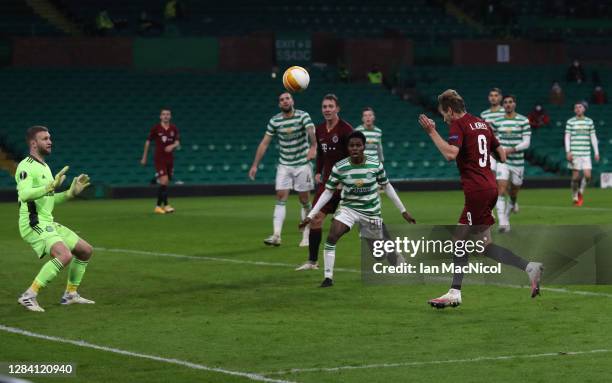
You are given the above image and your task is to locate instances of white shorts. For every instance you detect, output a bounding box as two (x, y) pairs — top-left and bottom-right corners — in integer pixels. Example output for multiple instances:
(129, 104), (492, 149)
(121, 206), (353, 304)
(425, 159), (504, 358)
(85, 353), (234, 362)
(275, 164), (314, 192)
(490, 156), (497, 172)
(496, 163), (524, 186)
(334, 206), (383, 240)
(568, 156), (592, 171)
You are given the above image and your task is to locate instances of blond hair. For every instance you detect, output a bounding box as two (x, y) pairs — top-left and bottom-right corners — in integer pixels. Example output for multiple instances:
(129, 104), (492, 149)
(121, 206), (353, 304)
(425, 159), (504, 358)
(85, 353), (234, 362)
(437, 89), (466, 113)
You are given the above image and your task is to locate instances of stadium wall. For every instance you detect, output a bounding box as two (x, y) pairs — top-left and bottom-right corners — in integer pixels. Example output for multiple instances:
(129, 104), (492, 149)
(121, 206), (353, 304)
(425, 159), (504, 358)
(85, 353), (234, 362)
(218, 35), (275, 71)
(0, 178), (572, 202)
(12, 38), (133, 67)
(9, 36), (414, 73)
(452, 40), (566, 65)
(133, 38), (219, 70)
(343, 38), (414, 78)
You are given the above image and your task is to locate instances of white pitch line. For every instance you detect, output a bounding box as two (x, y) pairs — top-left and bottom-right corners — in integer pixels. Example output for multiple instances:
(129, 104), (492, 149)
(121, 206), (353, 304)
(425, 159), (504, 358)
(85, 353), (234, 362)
(264, 349), (611, 376)
(521, 204), (612, 212)
(96, 247), (612, 298)
(95, 247), (360, 273)
(0, 324), (296, 383)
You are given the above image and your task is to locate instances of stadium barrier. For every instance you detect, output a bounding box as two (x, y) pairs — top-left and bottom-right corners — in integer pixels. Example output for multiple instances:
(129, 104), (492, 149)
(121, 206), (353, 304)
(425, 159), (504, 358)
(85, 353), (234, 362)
(0, 178), (570, 202)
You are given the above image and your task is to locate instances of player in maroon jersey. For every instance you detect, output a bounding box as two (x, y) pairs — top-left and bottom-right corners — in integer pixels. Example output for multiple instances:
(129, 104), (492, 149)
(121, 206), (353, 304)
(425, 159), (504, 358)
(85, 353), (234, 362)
(419, 89), (543, 308)
(140, 107), (181, 214)
(295, 94), (353, 271)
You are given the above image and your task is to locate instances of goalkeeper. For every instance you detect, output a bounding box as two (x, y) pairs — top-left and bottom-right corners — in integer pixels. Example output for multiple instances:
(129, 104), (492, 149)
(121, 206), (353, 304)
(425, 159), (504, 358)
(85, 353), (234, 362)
(16, 126), (94, 312)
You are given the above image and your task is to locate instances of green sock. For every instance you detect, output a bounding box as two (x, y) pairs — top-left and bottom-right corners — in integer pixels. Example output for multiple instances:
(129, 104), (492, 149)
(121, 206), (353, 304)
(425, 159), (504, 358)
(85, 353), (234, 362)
(34, 258), (65, 288)
(67, 258), (89, 292)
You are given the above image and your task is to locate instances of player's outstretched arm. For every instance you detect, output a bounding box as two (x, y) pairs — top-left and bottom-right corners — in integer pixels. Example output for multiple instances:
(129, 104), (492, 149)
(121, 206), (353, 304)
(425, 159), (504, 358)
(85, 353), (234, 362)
(418, 114), (459, 161)
(307, 128), (317, 160)
(17, 165), (69, 202)
(141, 140), (150, 166)
(299, 189), (334, 229)
(495, 145), (507, 163)
(383, 183), (416, 223)
(249, 134), (272, 180)
(591, 131), (600, 162)
(507, 135), (531, 154)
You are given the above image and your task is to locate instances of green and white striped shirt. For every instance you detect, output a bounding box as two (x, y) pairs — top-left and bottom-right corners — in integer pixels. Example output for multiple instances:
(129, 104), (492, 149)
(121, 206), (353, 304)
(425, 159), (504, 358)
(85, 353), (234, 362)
(565, 116), (595, 158)
(326, 156), (389, 217)
(355, 125), (384, 162)
(491, 114), (531, 167)
(266, 109), (314, 166)
(480, 107), (505, 128)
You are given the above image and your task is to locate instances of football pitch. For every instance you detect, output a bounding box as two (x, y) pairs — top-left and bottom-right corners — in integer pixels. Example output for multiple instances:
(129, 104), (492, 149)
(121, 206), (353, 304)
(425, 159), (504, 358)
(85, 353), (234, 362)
(1, 188), (612, 383)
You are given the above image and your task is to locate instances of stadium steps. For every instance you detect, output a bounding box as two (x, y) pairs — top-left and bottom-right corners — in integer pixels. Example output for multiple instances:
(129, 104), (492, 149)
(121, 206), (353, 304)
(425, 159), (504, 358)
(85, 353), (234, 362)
(25, 0), (83, 35)
(0, 66), (609, 188)
(0, 149), (17, 177)
(443, 1), (485, 33)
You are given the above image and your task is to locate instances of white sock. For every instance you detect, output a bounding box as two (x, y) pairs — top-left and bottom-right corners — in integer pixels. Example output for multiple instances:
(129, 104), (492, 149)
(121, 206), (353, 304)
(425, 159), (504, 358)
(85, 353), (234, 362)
(571, 179), (580, 200)
(579, 177), (587, 194)
(273, 202), (286, 237)
(323, 242), (336, 279)
(496, 196), (508, 226)
(301, 203), (311, 239)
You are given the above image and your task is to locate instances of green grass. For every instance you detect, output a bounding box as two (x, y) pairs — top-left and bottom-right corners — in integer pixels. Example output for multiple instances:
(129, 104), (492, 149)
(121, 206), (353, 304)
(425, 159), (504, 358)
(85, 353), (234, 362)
(1, 188), (612, 383)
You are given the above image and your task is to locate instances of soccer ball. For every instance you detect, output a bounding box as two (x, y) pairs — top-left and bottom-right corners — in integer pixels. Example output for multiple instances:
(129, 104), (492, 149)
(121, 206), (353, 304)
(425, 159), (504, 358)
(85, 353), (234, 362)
(282, 66), (310, 93)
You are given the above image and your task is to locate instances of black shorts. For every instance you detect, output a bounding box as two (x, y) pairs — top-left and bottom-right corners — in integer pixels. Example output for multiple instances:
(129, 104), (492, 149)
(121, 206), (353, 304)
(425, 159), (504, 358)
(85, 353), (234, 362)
(313, 185), (341, 215)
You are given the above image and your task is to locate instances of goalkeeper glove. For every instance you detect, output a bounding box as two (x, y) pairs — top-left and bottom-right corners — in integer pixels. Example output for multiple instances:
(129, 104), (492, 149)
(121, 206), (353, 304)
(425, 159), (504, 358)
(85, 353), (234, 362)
(68, 174), (91, 198)
(46, 165), (69, 193)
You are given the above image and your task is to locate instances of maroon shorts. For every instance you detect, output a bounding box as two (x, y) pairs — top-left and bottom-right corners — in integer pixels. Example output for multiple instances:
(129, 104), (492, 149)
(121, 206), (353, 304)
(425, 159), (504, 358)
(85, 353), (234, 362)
(458, 188), (498, 226)
(313, 185), (341, 215)
(154, 157), (174, 179)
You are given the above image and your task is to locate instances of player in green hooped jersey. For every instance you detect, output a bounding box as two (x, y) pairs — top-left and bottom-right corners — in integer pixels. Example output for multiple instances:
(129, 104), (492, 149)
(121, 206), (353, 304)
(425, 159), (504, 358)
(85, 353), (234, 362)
(249, 92), (317, 247)
(355, 107), (384, 163)
(490, 95), (531, 233)
(299, 131), (416, 287)
(480, 87), (504, 171)
(15, 126), (94, 312)
(565, 102), (599, 206)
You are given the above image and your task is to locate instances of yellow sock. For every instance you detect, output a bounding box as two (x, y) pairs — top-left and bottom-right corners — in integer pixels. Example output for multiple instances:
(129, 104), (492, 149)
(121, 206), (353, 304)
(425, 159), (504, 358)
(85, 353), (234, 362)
(30, 281), (41, 294)
(66, 283), (78, 293)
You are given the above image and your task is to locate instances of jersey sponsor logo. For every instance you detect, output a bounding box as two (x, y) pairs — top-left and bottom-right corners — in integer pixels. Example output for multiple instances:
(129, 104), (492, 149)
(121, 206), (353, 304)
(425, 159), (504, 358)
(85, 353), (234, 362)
(449, 135), (459, 141)
(352, 186), (371, 194)
(162, 136), (168, 143)
(19, 171), (27, 180)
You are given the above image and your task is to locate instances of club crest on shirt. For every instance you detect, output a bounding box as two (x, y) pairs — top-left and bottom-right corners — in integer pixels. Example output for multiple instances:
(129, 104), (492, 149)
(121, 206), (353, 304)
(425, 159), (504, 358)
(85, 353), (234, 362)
(45, 226), (54, 232)
(332, 135), (339, 143)
(355, 179), (364, 187)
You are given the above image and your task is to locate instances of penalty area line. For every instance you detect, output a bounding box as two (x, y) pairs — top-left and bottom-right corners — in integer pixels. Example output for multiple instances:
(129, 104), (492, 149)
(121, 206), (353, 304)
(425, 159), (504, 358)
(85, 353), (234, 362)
(264, 349), (611, 375)
(96, 247), (612, 298)
(0, 324), (297, 383)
